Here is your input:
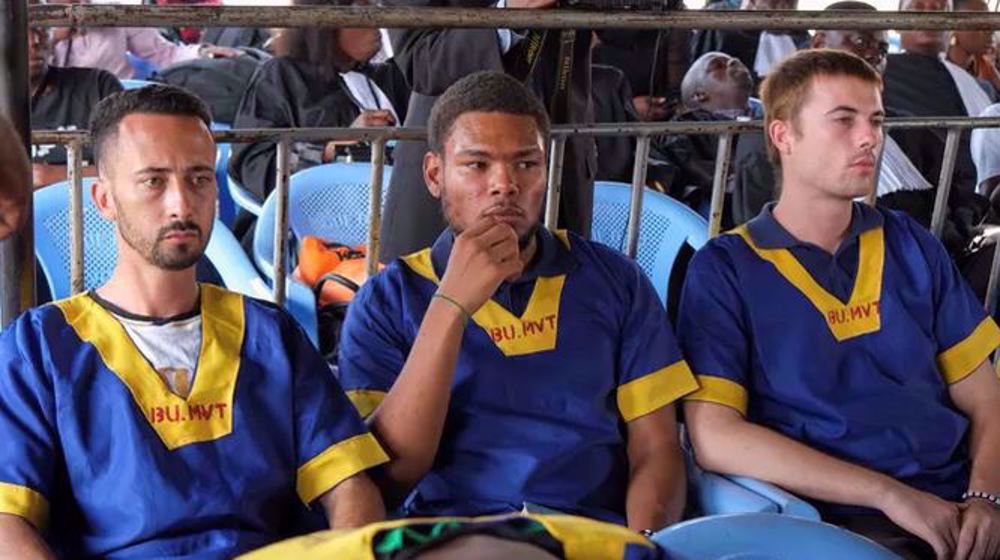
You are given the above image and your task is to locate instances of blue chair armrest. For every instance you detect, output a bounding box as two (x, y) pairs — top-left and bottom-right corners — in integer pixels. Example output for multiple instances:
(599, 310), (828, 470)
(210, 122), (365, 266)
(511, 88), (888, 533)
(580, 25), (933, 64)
(285, 279), (319, 347)
(204, 221), (271, 300)
(689, 464), (779, 516)
(228, 174), (263, 217)
(726, 475), (822, 520)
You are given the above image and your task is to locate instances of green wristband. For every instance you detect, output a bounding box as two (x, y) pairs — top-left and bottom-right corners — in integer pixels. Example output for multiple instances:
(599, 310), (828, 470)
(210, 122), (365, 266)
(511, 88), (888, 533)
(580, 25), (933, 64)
(432, 292), (471, 325)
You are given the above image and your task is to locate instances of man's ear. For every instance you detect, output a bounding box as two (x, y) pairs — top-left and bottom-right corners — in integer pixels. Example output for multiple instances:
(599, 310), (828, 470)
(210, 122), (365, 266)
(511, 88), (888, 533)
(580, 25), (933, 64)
(769, 118), (794, 157)
(92, 174), (117, 221)
(423, 151), (443, 200)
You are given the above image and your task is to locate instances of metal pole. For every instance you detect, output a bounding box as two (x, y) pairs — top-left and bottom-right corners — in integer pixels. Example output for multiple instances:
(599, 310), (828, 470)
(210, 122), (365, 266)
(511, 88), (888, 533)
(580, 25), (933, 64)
(625, 136), (652, 259)
(67, 140), (84, 295)
(708, 133), (734, 238)
(365, 138), (385, 279)
(0, 0), (33, 326)
(28, 4), (1000, 31)
(984, 231), (1000, 317)
(545, 136), (567, 230)
(930, 128), (961, 239)
(272, 139), (290, 307)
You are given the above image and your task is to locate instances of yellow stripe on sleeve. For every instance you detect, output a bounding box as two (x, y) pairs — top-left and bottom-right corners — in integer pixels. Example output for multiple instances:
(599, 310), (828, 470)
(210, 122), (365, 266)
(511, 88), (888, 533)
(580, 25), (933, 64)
(684, 375), (749, 416)
(616, 361), (700, 422)
(0, 482), (49, 530)
(346, 390), (388, 419)
(937, 317), (1000, 384)
(296, 433), (390, 505)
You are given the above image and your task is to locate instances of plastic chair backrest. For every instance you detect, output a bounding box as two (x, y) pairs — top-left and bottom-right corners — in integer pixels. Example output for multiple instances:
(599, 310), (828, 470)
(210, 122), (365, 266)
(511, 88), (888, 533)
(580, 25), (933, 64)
(120, 79), (156, 90)
(591, 181), (709, 306)
(33, 181), (264, 300)
(254, 162), (392, 280)
(125, 52), (157, 80)
(211, 122), (236, 226)
(652, 513), (900, 560)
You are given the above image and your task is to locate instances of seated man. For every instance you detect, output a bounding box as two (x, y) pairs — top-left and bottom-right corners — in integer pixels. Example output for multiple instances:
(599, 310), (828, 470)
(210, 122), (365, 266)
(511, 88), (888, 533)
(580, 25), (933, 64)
(29, 24), (122, 189)
(680, 49), (1000, 560)
(654, 51), (755, 221)
(338, 71), (697, 531)
(0, 85), (387, 559)
(0, 115), (30, 240)
(730, 1), (947, 230)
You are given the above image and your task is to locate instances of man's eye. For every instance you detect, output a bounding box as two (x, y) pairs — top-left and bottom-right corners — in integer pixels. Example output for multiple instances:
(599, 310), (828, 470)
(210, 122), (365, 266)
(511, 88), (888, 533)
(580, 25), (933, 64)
(142, 177), (164, 188)
(517, 161), (540, 170)
(465, 161), (486, 170)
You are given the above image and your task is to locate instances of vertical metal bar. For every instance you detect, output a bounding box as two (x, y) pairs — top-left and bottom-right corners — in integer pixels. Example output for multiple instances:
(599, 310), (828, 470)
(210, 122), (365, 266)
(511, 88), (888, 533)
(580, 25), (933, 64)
(544, 136), (567, 230)
(67, 140), (85, 295)
(867, 140), (886, 206)
(0, 0), (34, 325)
(984, 231), (1000, 317)
(708, 133), (734, 238)
(930, 128), (961, 239)
(272, 139), (290, 307)
(366, 138), (386, 278)
(625, 136), (652, 259)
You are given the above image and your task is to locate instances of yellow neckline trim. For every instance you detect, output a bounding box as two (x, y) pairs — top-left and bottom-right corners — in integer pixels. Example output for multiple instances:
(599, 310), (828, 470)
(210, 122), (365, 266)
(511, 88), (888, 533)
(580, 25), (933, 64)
(400, 231), (569, 357)
(55, 284), (244, 450)
(735, 226), (884, 341)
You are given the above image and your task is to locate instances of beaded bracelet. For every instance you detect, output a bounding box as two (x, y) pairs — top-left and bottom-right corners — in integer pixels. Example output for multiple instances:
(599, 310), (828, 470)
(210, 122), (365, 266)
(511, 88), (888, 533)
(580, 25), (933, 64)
(962, 490), (1000, 509)
(432, 292), (471, 325)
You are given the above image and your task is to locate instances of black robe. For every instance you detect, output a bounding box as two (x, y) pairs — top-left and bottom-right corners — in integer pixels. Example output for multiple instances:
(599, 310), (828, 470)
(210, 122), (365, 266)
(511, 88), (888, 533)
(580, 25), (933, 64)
(379, 0), (617, 262)
(592, 64), (641, 184)
(228, 56), (410, 202)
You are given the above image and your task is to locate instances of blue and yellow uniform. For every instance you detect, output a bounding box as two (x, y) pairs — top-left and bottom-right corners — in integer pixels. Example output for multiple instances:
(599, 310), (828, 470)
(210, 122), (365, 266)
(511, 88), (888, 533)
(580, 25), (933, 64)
(679, 203), (1000, 512)
(238, 513), (666, 560)
(339, 228), (698, 525)
(0, 284), (389, 558)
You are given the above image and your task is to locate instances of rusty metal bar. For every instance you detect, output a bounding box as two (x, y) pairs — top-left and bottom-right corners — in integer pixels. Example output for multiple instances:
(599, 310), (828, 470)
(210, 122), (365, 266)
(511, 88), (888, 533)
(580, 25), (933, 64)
(272, 139), (290, 307)
(708, 133), (734, 238)
(626, 136), (652, 259)
(366, 139), (386, 279)
(67, 140), (85, 295)
(28, 4), (1000, 31)
(545, 136), (567, 230)
(1, 0), (33, 326)
(32, 116), (1000, 146)
(930, 128), (961, 239)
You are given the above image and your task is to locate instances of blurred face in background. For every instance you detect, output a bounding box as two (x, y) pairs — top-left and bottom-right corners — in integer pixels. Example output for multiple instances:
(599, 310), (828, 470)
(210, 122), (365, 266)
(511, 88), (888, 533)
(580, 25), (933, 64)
(813, 29), (891, 74)
(900, 0), (953, 56)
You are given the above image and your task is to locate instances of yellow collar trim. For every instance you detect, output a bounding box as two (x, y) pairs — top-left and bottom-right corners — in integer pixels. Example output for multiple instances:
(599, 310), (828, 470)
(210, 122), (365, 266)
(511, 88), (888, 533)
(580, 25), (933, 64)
(400, 231), (569, 357)
(735, 226), (884, 341)
(55, 284), (244, 450)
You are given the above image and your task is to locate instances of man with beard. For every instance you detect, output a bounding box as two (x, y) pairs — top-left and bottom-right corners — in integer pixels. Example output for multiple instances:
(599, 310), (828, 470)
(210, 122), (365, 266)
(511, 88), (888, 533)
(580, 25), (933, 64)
(337, 71), (696, 532)
(680, 50), (1000, 559)
(0, 86), (388, 559)
(28, 23), (121, 189)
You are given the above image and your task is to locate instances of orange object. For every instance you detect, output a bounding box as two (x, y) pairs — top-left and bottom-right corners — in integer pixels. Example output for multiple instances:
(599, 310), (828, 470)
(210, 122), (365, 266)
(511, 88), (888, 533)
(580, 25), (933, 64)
(296, 236), (382, 307)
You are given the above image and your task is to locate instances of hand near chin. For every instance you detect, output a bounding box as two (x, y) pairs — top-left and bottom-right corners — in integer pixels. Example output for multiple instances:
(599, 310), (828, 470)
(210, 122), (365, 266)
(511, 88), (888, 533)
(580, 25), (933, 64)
(438, 218), (522, 316)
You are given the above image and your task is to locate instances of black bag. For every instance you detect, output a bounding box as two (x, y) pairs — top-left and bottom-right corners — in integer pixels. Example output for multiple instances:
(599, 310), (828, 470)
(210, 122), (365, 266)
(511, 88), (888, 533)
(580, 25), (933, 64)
(156, 49), (270, 123)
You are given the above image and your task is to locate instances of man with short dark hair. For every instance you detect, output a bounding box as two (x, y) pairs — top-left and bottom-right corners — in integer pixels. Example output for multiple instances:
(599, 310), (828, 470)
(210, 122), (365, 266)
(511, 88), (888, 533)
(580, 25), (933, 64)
(681, 49), (1000, 560)
(338, 70), (696, 532)
(0, 85), (387, 559)
(28, 24), (122, 189)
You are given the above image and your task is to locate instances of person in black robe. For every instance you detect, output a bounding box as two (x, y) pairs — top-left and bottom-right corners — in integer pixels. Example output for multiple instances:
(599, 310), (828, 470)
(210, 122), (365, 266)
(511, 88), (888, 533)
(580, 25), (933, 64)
(690, 0), (810, 90)
(29, 25), (122, 189)
(378, 0), (642, 262)
(228, 0), (410, 204)
(591, 64), (642, 183)
(593, 28), (692, 121)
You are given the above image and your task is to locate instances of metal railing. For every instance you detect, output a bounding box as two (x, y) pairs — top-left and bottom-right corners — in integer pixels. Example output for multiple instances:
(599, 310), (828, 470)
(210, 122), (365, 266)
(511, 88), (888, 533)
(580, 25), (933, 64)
(32, 114), (1000, 314)
(6, 2), (1000, 322)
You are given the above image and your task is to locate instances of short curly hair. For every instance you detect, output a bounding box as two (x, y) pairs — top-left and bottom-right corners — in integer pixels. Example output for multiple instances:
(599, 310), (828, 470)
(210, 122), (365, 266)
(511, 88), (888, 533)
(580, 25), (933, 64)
(427, 71), (551, 154)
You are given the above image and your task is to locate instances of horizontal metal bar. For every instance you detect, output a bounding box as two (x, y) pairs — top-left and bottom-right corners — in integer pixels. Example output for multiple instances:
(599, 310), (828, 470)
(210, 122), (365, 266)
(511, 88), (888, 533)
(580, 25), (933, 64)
(30, 115), (1000, 145)
(29, 4), (1000, 31)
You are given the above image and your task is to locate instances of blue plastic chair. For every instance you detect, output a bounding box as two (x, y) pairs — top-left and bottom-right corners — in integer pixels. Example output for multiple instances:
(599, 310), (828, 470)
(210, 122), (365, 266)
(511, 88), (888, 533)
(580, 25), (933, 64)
(591, 181), (709, 307)
(228, 171), (263, 217)
(652, 513), (900, 560)
(211, 122), (237, 227)
(119, 79), (157, 90)
(126, 52), (157, 80)
(253, 162), (392, 344)
(33, 180), (268, 301)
